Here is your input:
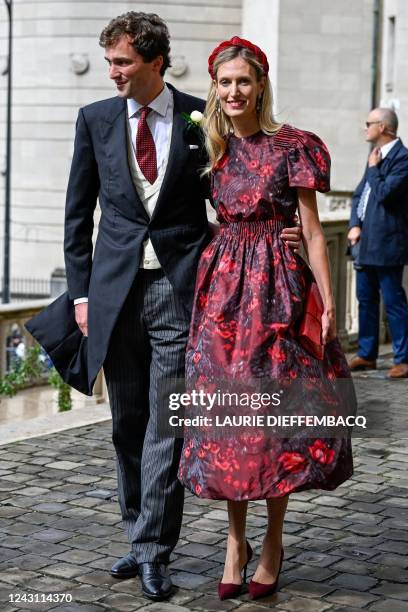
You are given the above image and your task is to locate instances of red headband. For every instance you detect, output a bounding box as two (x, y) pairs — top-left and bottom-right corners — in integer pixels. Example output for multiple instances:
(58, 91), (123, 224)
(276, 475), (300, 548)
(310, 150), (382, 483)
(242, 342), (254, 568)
(208, 36), (269, 80)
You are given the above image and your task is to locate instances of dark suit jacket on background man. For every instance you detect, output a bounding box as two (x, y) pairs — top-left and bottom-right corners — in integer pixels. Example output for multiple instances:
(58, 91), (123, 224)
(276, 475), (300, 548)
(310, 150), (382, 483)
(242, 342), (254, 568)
(350, 139), (408, 267)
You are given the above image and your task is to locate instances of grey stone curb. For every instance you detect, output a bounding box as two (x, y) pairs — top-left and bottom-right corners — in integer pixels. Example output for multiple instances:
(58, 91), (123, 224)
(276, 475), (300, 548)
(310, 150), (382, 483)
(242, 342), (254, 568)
(0, 403), (111, 447)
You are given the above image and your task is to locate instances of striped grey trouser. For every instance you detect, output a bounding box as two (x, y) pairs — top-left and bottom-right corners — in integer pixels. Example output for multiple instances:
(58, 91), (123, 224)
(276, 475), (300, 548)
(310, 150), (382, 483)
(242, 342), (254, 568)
(104, 269), (190, 564)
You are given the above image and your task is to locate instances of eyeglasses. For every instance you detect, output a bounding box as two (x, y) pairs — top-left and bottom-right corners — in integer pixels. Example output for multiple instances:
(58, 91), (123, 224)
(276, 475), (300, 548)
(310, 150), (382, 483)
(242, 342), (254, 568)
(365, 121), (381, 128)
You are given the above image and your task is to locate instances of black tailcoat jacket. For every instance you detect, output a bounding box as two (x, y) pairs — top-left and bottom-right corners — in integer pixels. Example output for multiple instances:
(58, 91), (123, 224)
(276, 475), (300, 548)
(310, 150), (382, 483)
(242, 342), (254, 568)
(26, 85), (211, 395)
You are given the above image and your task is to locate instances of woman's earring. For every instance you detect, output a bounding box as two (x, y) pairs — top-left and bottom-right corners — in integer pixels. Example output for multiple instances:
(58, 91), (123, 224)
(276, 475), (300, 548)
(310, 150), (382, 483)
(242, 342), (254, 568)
(256, 96), (263, 114)
(215, 96), (221, 114)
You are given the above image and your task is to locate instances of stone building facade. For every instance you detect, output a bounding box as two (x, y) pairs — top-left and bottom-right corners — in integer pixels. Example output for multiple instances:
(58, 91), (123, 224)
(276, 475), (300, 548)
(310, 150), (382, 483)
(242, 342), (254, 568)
(0, 0), (407, 290)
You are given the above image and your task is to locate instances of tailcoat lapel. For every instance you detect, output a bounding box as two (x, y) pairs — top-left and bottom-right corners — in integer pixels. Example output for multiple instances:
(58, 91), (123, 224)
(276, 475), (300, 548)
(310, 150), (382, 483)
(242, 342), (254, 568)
(99, 97), (149, 222)
(151, 86), (190, 222)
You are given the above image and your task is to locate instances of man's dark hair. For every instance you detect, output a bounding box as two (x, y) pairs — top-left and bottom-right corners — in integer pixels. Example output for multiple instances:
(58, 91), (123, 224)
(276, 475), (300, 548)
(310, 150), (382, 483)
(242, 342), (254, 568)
(99, 12), (171, 76)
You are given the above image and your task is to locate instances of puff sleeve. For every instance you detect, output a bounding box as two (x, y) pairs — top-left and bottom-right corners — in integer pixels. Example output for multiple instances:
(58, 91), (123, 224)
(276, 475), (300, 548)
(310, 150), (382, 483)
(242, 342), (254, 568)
(287, 130), (331, 193)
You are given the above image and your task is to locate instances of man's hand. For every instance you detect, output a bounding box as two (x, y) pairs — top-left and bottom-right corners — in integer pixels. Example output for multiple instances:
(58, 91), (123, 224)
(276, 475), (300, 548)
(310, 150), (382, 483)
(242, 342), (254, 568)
(75, 303), (88, 336)
(280, 223), (302, 252)
(347, 226), (361, 245)
(368, 147), (381, 167)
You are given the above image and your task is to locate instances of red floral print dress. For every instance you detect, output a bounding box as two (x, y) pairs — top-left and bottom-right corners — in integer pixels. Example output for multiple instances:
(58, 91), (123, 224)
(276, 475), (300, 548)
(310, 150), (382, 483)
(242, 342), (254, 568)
(178, 124), (354, 500)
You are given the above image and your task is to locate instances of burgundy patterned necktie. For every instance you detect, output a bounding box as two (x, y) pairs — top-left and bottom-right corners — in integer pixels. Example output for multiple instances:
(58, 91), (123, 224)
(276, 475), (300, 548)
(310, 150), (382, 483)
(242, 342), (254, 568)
(136, 107), (157, 184)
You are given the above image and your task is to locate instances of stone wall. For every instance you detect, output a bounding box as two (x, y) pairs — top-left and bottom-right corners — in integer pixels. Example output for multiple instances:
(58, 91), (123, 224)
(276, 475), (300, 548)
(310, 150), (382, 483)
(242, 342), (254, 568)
(274, 0), (375, 194)
(0, 0), (241, 281)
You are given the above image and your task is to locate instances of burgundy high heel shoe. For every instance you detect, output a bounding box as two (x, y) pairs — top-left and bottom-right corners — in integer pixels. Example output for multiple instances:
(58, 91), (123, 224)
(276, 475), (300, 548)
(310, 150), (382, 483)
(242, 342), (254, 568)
(218, 540), (253, 600)
(249, 548), (284, 600)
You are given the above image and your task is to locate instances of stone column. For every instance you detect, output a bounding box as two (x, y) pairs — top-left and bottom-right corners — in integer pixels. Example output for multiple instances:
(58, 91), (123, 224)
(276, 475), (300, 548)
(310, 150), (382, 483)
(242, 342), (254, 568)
(242, 0), (281, 107)
(380, 0), (408, 144)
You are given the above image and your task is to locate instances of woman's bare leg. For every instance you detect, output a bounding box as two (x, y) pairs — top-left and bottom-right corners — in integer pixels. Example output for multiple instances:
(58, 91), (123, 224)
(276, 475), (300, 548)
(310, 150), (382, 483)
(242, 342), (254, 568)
(252, 495), (289, 583)
(221, 500), (249, 584)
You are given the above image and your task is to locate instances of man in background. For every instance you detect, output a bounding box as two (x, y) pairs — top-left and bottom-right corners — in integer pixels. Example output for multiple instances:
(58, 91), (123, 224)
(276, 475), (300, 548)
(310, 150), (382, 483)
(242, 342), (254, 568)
(348, 108), (408, 378)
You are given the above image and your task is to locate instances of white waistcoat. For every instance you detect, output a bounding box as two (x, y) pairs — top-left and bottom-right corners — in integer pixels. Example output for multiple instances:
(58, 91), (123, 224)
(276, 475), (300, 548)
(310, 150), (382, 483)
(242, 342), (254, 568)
(126, 123), (172, 269)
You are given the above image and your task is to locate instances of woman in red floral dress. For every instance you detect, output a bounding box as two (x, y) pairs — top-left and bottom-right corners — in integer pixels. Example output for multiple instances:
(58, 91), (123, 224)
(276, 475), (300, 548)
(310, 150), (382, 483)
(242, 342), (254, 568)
(177, 37), (354, 600)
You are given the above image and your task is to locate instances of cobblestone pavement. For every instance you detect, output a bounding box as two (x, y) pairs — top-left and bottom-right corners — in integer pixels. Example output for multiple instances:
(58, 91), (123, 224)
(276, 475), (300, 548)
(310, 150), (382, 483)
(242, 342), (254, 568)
(0, 357), (407, 611)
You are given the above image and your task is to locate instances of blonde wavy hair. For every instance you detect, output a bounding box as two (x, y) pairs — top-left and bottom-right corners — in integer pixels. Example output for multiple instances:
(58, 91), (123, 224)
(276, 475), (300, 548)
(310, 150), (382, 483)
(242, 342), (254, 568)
(204, 46), (281, 172)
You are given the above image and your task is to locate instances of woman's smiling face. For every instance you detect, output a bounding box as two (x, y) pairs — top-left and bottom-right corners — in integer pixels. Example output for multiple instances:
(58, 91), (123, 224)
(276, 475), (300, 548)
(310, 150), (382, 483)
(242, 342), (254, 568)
(216, 56), (265, 121)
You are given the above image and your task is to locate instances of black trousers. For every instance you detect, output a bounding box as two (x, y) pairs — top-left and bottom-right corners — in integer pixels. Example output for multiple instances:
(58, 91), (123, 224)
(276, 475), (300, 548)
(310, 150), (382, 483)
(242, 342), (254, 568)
(104, 269), (191, 563)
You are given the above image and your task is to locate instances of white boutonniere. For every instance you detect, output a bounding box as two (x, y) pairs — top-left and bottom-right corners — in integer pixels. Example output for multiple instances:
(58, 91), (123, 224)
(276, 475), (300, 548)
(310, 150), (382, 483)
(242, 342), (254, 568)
(182, 110), (204, 131)
(190, 110), (204, 124)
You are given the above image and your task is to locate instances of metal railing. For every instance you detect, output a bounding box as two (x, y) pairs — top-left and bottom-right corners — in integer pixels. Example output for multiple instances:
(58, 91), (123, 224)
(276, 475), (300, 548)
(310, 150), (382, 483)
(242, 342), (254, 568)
(0, 277), (51, 302)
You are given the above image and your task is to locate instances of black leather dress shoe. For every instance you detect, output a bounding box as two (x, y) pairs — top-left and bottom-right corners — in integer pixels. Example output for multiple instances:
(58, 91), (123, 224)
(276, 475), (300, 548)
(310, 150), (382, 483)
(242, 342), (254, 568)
(110, 553), (139, 579)
(139, 562), (172, 601)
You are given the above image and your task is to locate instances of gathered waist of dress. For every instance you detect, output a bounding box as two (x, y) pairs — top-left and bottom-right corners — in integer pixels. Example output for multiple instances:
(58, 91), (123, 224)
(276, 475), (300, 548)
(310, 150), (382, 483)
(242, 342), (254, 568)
(219, 218), (291, 237)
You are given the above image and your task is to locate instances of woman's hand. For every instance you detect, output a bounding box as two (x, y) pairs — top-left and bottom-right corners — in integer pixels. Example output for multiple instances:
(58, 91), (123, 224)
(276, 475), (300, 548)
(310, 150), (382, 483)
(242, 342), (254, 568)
(321, 306), (336, 344)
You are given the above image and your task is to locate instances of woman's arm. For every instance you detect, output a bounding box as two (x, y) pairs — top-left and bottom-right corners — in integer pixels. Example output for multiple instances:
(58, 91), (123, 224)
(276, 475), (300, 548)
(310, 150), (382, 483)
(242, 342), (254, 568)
(297, 187), (336, 343)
